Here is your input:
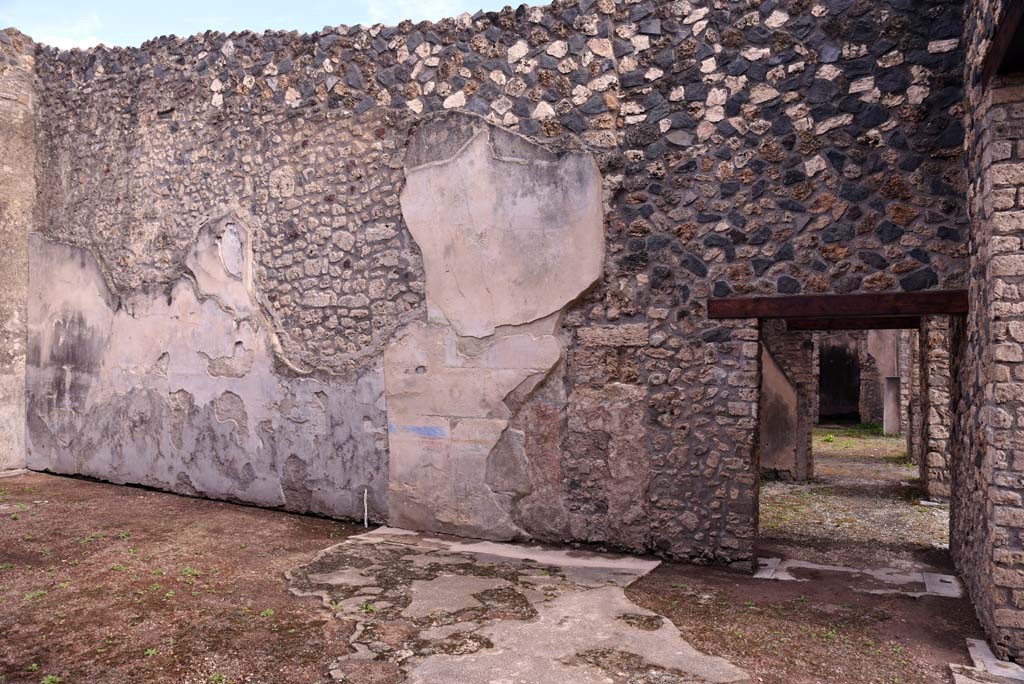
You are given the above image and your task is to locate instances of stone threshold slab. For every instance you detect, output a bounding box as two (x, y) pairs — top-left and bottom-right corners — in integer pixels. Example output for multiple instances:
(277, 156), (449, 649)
(755, 556), (963, 598)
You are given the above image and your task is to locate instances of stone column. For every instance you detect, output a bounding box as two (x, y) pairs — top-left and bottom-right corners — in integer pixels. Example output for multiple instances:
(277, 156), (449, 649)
(952, 73), (1024, 662)
(858, 331), (884, 424)
(919, 316), (952, 501)
(883, 377), (901, 436)
(0, 31), (35, 472)
(907, 330), (924, 466)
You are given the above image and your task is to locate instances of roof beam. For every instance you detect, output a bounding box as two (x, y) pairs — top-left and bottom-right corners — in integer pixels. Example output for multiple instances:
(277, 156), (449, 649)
(707, 290), (968, 320)
(785, 316), (921, 331)
(982, 0), (1024, 88)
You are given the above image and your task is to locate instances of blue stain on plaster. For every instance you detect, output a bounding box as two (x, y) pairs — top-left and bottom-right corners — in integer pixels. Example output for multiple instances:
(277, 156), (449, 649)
(388, 423), (448, 438)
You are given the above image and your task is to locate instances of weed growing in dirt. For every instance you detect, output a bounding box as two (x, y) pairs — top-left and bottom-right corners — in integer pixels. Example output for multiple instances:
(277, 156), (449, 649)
(259, 609), (274, 618)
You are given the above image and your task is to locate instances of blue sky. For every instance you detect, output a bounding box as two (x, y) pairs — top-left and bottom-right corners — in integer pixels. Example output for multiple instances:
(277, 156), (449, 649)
(0, 0), (509, 48)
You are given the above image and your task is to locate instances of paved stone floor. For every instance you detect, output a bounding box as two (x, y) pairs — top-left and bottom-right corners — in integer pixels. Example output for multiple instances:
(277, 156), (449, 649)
(287, 527), (750, 684)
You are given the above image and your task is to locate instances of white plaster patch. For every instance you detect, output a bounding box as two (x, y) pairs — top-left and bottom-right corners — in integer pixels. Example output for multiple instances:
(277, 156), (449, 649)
(400, 117), (603, 337)
(389, 114), (604, 540)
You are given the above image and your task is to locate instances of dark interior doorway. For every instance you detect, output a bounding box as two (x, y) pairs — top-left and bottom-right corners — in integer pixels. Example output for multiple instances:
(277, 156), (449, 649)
(819, 336), (861, 422)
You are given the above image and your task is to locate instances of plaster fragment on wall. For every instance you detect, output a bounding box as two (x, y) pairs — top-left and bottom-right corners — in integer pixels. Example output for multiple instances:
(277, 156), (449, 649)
(400, 111), (604, 338)
(27, 221), (389, 522)
(386, 113), (604, 540)
(167, 389), (194, 450)
(202, 341), (255, 378)
(213, 390), (249, 441)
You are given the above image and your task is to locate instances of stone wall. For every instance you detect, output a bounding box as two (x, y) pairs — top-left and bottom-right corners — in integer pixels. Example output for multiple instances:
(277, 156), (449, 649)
(950, 0), (1024, 658)
(0, 32), (34, 471)
(3, 0), (971, 565)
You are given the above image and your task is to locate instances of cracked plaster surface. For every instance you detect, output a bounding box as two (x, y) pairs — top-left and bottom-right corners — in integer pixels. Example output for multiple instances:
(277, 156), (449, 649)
(384, 112), (604, 540)
(25, 211), (389, 519)
(287, 527), (750, 684)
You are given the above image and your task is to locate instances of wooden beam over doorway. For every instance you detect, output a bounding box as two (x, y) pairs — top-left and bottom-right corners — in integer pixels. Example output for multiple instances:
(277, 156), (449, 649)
(982, 0), (1024, 89)
(707, 290), (968, 320)
(785, 316), (921, 331)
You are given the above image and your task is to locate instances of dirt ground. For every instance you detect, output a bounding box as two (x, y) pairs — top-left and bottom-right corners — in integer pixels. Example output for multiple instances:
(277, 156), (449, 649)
(0, 472), (361, 684)
(1, 429), (982, 684)
(628, 561), (981, 684)
(760, 423), (949, 567)
(628, 424), (979, 684)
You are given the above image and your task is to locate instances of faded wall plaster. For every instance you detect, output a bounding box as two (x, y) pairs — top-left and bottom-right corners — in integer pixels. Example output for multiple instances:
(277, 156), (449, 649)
(758, 346), (800, 480)
(26, 214), (389, 519)
(385, 113), (604, 540)
(0, 32), (34, 470)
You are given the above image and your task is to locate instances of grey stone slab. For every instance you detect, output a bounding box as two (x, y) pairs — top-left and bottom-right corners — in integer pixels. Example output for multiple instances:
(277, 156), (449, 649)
(289, 528), (748, 684)
(401, 575), (511, 619)
(924, 572), (964, 598)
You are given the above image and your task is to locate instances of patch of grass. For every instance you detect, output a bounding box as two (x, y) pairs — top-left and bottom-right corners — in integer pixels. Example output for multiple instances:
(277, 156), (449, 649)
(259, 608), (274, 618)
(23, 589), (47, 601)
(824, 434), (836, 443)
(41, 676), (62, 684)
(144, 648), (158, 657)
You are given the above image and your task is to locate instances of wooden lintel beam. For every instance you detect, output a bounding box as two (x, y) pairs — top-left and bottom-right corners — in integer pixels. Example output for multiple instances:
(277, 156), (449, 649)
(707, 290), (968, 320)
(785, 316), (921, 331)
(983, 0), (1024, 88)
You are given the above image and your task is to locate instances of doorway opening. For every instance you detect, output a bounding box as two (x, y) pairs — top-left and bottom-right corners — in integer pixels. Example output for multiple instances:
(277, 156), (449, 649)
(709, 293), (964, 588)
(818, 334), (862, 423)
(758, 323), (951, 572)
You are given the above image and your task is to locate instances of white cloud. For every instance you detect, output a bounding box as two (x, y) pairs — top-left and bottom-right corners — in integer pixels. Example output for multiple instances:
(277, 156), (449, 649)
(30, 13), (105, 49)
(365, 0), (472, 25)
